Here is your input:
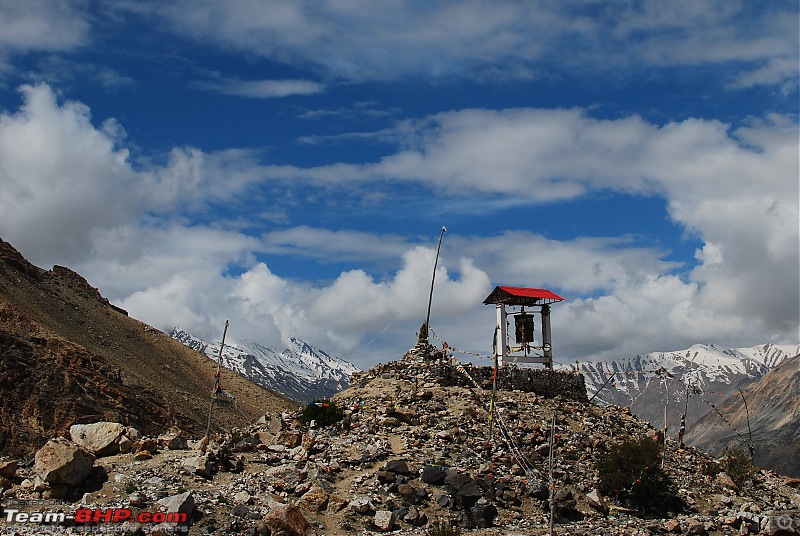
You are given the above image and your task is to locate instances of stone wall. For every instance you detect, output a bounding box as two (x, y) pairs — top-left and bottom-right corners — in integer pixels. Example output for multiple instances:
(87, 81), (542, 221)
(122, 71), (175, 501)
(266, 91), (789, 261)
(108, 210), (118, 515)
(351, 358), (587, 402)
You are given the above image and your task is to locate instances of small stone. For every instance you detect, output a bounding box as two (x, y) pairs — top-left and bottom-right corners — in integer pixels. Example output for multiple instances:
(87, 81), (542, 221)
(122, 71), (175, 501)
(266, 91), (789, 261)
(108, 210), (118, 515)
(234, 491), (251, 504)
(717, 472), (740, 492)
(348, 497), (374, 514)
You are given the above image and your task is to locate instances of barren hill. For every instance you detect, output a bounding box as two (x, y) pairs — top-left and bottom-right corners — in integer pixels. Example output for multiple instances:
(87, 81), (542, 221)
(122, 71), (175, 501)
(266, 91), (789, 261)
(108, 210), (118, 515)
(0, 238), (296, 456)
(685, 354), (800, 478)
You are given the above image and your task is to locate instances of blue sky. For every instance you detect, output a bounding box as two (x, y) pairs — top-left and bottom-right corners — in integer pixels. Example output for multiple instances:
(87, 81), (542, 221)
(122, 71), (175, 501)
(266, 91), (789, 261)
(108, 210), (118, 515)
(0, 1), (797, 370)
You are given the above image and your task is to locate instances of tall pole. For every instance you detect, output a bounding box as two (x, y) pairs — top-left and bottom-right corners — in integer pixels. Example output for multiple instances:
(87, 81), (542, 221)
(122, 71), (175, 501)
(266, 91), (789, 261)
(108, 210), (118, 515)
(204, 320), (229, 447)
(423, 226), (447, 344)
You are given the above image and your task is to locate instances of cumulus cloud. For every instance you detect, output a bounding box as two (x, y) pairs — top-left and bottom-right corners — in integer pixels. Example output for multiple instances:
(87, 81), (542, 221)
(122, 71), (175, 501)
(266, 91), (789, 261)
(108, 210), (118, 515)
(0, 84), (260, 265)
(0, 85), (795, 369)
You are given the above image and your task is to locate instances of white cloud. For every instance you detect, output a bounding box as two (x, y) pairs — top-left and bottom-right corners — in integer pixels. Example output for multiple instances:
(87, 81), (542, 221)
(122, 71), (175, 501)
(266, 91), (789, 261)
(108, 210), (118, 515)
(0, 84), (261, 266)
(192, 77), (324, 98)
(261, 226), (415, 264)
(0, 0), (89, 52)
(0, 85), (795, 370)
(142, 0), (797, 88)
(0, 84), (138, 265)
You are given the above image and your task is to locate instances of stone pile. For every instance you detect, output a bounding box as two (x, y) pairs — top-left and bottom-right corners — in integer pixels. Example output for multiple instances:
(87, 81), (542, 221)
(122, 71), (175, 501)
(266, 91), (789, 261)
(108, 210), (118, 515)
(0, 358), (798, 535)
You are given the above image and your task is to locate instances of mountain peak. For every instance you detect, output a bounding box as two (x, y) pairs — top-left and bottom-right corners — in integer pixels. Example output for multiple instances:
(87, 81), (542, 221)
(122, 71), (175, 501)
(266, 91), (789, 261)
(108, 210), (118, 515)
(170, 328), (360, 403)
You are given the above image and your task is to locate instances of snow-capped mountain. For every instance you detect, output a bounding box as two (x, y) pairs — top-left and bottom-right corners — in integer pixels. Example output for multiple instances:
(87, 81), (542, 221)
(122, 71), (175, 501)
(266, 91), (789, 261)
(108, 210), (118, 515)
(169, 327), (360, 403)
(558, 343), (799, 437)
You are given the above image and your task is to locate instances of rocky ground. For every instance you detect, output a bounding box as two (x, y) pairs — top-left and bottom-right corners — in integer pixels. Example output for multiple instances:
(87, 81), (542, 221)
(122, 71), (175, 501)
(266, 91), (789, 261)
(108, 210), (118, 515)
(1, 358), (799, 535)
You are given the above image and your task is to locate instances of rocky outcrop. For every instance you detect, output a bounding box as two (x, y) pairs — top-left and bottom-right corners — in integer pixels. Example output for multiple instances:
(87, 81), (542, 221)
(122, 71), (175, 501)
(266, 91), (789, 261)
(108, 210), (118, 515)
(0, 237), (296, 456)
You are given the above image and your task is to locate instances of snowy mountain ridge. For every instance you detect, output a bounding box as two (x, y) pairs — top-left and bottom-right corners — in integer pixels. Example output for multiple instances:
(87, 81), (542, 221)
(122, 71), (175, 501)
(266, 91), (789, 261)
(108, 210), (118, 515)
(169, 327), (360, 403)
(561, 343), (799, 404)
(555, 342), (799, 442)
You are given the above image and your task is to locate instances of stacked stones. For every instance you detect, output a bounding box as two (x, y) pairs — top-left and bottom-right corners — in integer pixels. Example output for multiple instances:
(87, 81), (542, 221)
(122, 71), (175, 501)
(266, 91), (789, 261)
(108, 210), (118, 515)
(351, 357), (588, 402)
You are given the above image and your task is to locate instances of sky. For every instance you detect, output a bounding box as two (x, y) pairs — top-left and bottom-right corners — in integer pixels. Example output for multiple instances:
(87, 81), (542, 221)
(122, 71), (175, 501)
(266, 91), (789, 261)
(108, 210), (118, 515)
(0, 0), (798, 371)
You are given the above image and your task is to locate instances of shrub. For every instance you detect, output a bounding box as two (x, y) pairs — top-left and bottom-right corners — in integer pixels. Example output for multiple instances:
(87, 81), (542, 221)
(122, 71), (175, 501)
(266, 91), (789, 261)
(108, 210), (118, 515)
(596, 435), (667, 503)
(426, 521), (461, 536)
(300, 399), (344, 427)
(720, 447), (754, 489)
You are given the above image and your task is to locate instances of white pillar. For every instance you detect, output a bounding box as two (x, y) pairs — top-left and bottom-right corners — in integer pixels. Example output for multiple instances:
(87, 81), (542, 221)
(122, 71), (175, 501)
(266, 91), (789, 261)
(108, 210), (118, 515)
(496, 304), (507, 366)
(542, 304), (553, 368)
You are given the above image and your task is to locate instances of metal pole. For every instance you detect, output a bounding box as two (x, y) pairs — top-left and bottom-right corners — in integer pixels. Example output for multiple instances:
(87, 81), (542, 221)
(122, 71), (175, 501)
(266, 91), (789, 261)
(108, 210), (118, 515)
(204, 320), (229, 447)
(423, 226), (446, 344)
(548, 410), (556, 536)
(739, 389), (754, 462)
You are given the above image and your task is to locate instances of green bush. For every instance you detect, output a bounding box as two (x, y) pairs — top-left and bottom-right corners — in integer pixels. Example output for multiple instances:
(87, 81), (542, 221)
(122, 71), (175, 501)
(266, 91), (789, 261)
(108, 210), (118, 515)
(720, 447), (754, 489)
(596, 435), (666, 503)
(300, 399), (344, 427)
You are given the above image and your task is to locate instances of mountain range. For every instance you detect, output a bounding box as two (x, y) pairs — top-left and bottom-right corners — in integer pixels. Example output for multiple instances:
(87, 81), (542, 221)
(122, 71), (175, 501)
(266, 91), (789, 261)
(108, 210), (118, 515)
(560, 343), (798, 432)
(169, 327), (360, 403)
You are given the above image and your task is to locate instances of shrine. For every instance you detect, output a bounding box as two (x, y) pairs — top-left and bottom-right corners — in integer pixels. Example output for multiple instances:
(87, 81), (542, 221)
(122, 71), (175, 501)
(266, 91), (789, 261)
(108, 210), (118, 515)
(483, 285), (564, 367)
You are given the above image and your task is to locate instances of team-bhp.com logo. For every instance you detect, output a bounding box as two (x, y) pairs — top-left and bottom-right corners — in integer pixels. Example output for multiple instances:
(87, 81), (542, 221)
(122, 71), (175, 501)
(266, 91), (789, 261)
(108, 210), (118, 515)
(4, 507), (188, 532)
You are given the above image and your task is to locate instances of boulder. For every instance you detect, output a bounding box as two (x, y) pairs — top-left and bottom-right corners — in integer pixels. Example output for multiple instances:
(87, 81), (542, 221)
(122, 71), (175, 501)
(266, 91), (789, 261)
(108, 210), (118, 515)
(273, 431), (302, 448)
(373, 510), (396, 532)
(421, 465), (447, 484)
(158, 432), (188, 450)
(444, 471), (483, 508)
(348, 497), (375, 515)
(551, 489), (583, 521)
(133, 437), (158, 455)
(263, 502), (312, 536)
(385, 458), (412, 475)
(34, 437), (95, 487)
(297, 482), (330, 512)
(69, 422), (125, 457)
(586, 489), (608, 514)
(157, 491), (195, 519)
(118, 435), (133, 454)
(0, 459), (18, 479)
(469, 497), (497, 528)
(183, 455), (212, 478)
(265, 464), (302, 491)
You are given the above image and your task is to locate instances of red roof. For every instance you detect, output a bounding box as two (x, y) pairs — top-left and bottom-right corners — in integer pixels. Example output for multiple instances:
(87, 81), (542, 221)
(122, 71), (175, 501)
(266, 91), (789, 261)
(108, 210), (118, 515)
(483, 286), (564, 306)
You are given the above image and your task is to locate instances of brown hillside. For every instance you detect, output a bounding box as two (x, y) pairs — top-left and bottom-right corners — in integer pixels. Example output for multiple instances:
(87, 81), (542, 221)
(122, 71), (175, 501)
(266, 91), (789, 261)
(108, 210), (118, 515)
(0, 238), (297, 456)
(685, 354), (800, 477)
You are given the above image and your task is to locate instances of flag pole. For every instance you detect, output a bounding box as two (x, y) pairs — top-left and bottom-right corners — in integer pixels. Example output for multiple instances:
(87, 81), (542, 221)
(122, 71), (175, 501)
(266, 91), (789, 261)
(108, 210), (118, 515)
(204, 320), (229, 449)
(423, 226), (447, 346)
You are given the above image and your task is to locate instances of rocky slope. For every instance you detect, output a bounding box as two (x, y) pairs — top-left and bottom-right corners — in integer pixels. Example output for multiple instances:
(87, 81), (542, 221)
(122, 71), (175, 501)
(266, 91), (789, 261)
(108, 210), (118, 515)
(0, 237), (296, 457)
(685, 355), (800, 478)
(1, 358), (798, 535)
(169, 328), (360, 403)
